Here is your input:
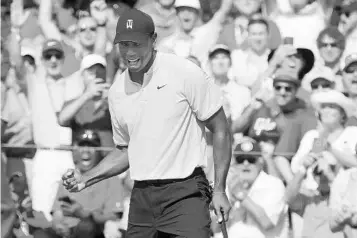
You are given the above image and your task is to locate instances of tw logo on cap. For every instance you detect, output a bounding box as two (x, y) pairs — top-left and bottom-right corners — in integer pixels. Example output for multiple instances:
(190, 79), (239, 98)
(126, 19), (133, 29)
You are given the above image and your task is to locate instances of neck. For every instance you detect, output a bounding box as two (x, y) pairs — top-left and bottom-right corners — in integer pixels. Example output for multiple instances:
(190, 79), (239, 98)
(48, 73), (63, 81)
(324, 60), (339, 69)
(323, 124), (344, 135)
(156, 1), (174, 11)
(81, 45), (94, 57)
(129, 50), (156, 85)
(214, 74), (229, 85)
(251, 47), (267, 56)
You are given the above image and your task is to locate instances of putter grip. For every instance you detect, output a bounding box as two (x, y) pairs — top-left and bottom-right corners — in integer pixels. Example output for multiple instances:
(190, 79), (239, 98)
(220, 210), (228, 238)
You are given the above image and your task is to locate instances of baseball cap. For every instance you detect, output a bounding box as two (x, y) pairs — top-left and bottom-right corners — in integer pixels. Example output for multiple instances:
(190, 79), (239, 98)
(113, 8), (155, 44)
(42, 39), (64, 55)
(343, 53), (357, 72)
(234, 138), (261, 158)
(80, 54), (107, 71)
(74, 129), (101, 147)
(175, 0), (201, 10)
(208, 44), (230, 58)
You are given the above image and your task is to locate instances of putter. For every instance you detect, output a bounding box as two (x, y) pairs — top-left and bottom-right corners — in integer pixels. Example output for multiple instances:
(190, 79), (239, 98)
(220, 209), (228, 238)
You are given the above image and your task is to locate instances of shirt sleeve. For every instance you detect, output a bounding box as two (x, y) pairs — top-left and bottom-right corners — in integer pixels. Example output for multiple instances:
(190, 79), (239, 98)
(182, 63), (223, 121)
(108, 92), (130, 146)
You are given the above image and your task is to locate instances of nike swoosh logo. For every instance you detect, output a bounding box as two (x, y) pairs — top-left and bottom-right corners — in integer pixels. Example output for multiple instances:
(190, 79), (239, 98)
(157, 84), (167, 90)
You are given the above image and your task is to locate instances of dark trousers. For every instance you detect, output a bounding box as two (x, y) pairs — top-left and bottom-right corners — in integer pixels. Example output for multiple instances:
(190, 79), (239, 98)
(32, 218), (104, 238)
(126, 168), (212, 238)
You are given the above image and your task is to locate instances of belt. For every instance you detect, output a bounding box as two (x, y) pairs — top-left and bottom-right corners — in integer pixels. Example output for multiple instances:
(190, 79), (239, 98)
(135, 167), (204, 186)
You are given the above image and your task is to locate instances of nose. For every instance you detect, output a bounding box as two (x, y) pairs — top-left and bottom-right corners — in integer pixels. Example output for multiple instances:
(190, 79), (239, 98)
(50, 55), (58, 62)
(243, 160), (250, 166)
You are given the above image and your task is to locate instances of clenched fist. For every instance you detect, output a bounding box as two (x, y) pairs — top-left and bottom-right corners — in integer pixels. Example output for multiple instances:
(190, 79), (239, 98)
(62, 169), (86, 193)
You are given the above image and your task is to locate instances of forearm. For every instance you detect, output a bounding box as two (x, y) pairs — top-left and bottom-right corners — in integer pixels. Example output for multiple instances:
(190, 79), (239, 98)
(38, 0), (61, 40)
(329, 216), (345, 232)
(231, 105), (257, 133)
(264, 157), (280, 178)
(241, 197), (274, 230)
(212, 128), (232, 191)
(8, 30), (24, 79)
(84, 147), (129, 188)
(94, 27), (107, 57)
(91, 211), (117, 224)
(58, 94), (90, 126)
(328, 145), (357, 168)
(285, 172), (305, 205)
(274, 156), (294, 183)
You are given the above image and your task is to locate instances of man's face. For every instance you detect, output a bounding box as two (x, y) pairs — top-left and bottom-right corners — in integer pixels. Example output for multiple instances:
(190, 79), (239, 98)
(276, 54), (304, 79)
(343, 62), (357, 95)
(209, 52), (231, 77)
(273, 81), (298, 106)
(77, 17), (98, 48)
(42, 50), (64, 77)
(248, 22), (268, 53)
(118, 36), (155, 72)
(233, 0), (261, 16)
(158, 0), (175, 8)
(235, 155), (261, 183)
(339, 11), (357, 34)
(73, 143), (102, 173)
(176, 7), (199, 32)
(318, 35), (343, 64)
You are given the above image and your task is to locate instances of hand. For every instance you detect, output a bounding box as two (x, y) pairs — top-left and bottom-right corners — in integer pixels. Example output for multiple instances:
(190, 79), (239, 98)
(90, 0), (108, 25)
(62, 169), (86, 193)
(229, 180), (249, 202)
(335, 206), (353, 225)
(270, 45), (297, 67)
(52, 220), (70, 237)
(302, 153), (318, 168)
(61, 199), (84, 218)
(84, 78), (110, 99)
(10, 0), (28, 28)
(212, 191), (231, 223)
(104, 220), (122, 238)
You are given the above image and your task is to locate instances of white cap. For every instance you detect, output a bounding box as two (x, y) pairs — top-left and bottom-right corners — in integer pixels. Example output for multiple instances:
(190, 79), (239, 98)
(304, 66), (335, 90)
(80, 54), (107, 71)
(175, 0), (201, 10)
(311, 90), (356, 117)
(21, 46), (37, 59)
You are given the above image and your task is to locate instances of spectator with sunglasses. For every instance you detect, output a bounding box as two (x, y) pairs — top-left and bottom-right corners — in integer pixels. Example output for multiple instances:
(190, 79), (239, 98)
(338, 1), (357, 61)
(38, 0), (108, 77)
(342, 53), (357, 126)
(303, 68), (336, 94)
(214, 139), (288, 238)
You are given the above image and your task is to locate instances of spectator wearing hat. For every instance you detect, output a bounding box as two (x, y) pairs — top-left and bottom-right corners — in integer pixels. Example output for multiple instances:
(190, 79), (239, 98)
(217, 0), (282, 51)
(291, 90), (357, 198)
(33, 129), (127, 238)
(341, 53), (357, 126)
(229, 18), (271, 89)
(214, 139), (288, 238)
(28, 39), (75, 220)
(303, 68), (336, 94)
(139, 0), (178, 44)
(158, 0), (232, 64)
(285, 146), (343, 238)
(338, 1), (357, 60)
(57, 54), (113, 151)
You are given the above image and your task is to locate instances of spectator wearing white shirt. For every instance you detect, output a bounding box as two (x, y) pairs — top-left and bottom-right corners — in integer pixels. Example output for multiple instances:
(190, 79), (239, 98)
(214, 138), (288, 238)
(158, 0), (232, 63)
(229, 18), (271, 88)
(291, 90), (357, 194)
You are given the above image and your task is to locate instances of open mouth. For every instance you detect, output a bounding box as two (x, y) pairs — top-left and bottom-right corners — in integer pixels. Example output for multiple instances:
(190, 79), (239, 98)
(81, 159), (91, 166)
(127, 58), (140, 67)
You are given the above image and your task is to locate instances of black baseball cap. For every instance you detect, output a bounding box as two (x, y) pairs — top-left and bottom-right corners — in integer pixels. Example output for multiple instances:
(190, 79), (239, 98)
(74, 129), (101, 147)
(113, 8), (155, 44)
(42, 39), (64, 56)
(234, 139), (261, 158)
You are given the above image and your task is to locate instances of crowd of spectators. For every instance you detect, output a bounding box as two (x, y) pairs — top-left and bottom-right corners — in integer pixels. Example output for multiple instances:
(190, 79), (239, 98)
(1, 0), (357, 237)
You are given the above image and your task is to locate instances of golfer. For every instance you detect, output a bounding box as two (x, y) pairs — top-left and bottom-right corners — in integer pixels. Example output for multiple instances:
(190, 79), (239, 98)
(62, 8), (231, 238)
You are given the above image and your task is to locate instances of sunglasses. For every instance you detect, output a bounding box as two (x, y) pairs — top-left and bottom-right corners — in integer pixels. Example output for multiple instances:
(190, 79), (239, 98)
(79, 26), (97, 33)
(274, 85), (293, 93)
(311, 82), (331, 90)
(235, 156), (257, 164)
(43, 52), (63, 60)
(345, 66), (357, 74)
(320, 42), (338, 48)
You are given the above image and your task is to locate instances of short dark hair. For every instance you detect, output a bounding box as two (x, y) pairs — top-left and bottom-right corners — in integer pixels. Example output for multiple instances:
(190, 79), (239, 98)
(248, 18), (269, 32)
(317, 27), (345, 50)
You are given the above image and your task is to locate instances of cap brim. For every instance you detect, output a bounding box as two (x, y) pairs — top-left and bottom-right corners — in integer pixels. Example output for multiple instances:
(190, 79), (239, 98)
(77, 140), (100, 147)
(42, 48), (64, 56)
(343, 61), (357, 72)
(114, 32), (151, 45)
(209, 49), (230, 58)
